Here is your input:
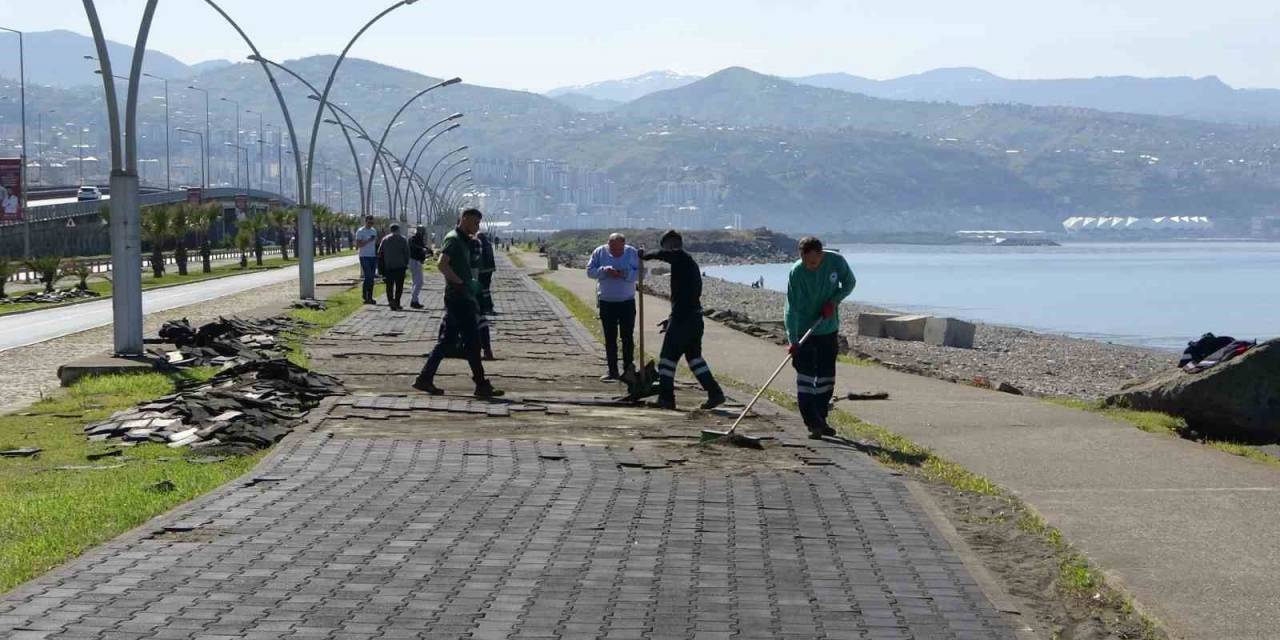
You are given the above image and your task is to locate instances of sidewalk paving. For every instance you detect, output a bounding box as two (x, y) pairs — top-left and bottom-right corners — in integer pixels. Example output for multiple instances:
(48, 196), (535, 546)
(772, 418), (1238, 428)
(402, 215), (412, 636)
(546, 261), (1280, 640)
(0, 255), (1017, 639)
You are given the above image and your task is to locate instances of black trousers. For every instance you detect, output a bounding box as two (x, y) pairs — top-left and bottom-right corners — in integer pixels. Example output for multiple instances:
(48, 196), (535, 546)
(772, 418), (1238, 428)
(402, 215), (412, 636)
(417, 296), (486, 386)
(598, 299), (636, 375)
(657, 314), (721, 403)
(478, 271), (495, 314)
(793, 332), (838, 431)
(383, 268), (406, 307)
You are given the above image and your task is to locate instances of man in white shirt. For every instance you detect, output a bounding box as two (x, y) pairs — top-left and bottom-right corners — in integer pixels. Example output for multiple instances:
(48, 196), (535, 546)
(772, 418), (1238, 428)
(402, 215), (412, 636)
(354, 215), (380, 304)
(585, 233), (640, 381)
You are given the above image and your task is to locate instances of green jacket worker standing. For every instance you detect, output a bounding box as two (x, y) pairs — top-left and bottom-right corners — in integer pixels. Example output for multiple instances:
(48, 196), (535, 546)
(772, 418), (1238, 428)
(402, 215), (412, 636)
(413, 209), (503, 398)
(784, 236), (856, 438)
(641, 229), (725, 411)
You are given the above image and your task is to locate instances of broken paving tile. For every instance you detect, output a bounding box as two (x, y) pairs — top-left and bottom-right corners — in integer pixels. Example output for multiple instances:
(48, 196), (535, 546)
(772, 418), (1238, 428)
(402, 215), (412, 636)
(0, 448), (41, 457)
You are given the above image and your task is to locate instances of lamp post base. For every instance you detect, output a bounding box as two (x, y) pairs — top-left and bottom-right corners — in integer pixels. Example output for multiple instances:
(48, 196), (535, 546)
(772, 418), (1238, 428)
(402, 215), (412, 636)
(109, 172), (143, 356)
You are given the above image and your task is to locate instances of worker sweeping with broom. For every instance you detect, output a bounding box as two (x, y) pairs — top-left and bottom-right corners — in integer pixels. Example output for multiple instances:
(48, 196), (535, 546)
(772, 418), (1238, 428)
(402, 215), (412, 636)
(786, 236), (857, 439)
(641, 230), (726, 411)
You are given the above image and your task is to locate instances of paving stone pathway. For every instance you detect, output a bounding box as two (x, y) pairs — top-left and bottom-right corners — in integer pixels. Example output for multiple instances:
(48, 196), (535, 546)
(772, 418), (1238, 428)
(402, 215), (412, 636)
(0, 257), (1016, 639)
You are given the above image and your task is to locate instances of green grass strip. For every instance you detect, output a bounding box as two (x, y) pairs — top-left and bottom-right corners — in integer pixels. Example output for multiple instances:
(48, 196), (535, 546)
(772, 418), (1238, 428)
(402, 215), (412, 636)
(0, 373), (261, 593)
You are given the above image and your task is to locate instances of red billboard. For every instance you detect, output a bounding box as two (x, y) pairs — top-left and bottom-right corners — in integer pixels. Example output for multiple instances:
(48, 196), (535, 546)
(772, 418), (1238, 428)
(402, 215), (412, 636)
(0, 157), (23, 222)
(186, 187), (203, 204)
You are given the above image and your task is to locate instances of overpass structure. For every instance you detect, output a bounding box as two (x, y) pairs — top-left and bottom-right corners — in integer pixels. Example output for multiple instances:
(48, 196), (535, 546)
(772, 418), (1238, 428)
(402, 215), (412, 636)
(0, 187), (298, 258)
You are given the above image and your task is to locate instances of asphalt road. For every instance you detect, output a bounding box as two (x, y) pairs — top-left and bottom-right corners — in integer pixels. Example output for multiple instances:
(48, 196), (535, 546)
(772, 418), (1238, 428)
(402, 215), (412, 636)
(0, 255), (358, 353)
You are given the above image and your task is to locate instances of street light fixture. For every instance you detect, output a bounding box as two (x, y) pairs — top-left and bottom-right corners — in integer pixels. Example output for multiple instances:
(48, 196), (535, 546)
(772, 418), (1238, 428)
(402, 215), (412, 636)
(203, 0), (424, 299)
(80, 0), (161, 356)
(362, 77), (461, 215)
(246, 108), (264, 192)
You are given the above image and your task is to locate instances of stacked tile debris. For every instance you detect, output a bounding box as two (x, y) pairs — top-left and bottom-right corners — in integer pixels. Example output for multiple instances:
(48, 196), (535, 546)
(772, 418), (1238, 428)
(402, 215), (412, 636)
(151, 316), (304, 367)
(85, 314), (344, 452)
(0, 288), (100, 305)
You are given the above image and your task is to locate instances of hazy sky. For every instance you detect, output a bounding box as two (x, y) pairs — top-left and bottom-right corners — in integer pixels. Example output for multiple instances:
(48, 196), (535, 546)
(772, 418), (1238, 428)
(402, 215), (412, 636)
(4, 0), (1278, 91)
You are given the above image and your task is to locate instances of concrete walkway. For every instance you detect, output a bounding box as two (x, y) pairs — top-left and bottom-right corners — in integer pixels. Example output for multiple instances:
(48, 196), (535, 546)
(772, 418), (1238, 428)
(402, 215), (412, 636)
(0, 255), (1016, 639)
(547, 261), (1280, 640)
(0, 255), (359, 353)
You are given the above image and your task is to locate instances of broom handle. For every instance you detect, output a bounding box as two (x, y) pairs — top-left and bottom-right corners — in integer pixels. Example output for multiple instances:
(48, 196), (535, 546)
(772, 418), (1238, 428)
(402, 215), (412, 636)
(637, 252), (645, 372)
(726, 325), (816, 435)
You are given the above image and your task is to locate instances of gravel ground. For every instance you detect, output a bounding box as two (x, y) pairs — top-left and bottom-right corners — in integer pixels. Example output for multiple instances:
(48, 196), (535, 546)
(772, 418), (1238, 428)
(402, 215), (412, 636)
(0, 266), (361, 415)
(648, 275), (1175, 400)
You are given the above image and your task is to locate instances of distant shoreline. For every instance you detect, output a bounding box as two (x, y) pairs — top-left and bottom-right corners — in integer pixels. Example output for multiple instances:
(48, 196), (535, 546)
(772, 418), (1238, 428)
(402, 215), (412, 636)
(644, 273), (1173, 400)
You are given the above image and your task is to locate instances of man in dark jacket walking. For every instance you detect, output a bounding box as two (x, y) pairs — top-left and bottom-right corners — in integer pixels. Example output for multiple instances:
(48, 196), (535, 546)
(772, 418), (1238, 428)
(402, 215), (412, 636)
(378, 223), (411, 311)
(640, 230), (725, 411)
(413, 209), (503, 398)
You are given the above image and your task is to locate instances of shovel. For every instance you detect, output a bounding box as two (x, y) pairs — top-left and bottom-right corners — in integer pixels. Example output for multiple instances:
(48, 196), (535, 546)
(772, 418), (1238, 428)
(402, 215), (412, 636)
(700, 323), (819, 448)
(621, 250), (659, 401)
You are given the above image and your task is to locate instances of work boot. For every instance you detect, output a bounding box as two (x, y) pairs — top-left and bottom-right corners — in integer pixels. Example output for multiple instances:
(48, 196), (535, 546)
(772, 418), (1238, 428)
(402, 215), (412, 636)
(807, 423), (836, 440)
(474, 381), (505, 398)
(410, 301), (424, 309)
(650, 396), (677, 411)
(600, 372), (620, 382)
(412, 379), (444, 395)
(699, 391), (726, 411)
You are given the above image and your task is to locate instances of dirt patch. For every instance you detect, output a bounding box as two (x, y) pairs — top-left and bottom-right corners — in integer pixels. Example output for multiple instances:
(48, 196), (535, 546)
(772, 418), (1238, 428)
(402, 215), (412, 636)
(919, 480), (1163, 640)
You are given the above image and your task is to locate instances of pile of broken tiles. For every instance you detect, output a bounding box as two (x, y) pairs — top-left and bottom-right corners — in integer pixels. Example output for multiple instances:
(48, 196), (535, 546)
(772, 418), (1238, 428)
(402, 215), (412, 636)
(84, 358), (344, 451)
(85, 314), (345, 452)
(0, 288), (100, 305)
(150, 316), (305, 368)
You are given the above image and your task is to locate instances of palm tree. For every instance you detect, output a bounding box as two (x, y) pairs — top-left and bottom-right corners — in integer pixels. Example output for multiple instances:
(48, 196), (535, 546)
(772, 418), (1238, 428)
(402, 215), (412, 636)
(234, 227), (253, 268)
(268, 208), (295, 261)
(0, 256), (16, 298)
(198, 204), (221, 273)
(24, 255), (63, 293)
(140, 206), (173, 278)
(171, 204), (195, 276)
(310, 205), (331, 256)
(243, 212), (270, 266)
(60, 258), (94, 290)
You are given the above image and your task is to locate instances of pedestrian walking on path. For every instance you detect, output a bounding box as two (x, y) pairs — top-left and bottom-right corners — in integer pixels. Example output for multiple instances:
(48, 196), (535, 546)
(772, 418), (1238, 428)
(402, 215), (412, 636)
(641, 229), (725, 411)
(475, 231), (497, 360)
(414, 209), (504, 398)
(408, 225), (432, 309)
(785, 236), (856, 438)
(378, 223), (410, 311)
(355, 215), (380, 305)
(586, 232), (640, 381)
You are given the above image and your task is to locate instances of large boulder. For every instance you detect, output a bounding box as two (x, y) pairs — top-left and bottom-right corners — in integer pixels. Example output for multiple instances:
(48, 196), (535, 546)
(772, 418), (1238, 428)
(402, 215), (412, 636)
(1107, 339), (1280, 439)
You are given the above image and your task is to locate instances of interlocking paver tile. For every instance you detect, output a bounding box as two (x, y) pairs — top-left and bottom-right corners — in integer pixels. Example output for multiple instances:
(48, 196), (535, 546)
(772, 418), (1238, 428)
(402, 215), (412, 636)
(0, 256), (1015, 639)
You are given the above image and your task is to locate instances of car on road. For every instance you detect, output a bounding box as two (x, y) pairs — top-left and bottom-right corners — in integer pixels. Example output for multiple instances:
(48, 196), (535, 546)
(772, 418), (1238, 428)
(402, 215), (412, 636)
(77, 186), (102, 202)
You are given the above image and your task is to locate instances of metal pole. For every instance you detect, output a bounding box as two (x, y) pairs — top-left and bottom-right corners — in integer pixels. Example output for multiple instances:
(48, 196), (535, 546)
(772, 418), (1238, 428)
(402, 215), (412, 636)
(144, 74), (170, 190)
(82, 0), (158, 356)
(188, 85), (210, 189)
(247, 108), (263, 192)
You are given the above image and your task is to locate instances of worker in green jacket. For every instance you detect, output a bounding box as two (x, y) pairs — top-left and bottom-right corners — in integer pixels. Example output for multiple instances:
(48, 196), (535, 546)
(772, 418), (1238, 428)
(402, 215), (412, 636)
(784, 236), (857, 439)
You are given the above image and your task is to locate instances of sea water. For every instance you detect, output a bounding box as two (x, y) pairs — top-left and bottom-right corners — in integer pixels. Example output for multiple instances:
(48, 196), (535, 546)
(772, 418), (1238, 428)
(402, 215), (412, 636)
(704, 242), (1280, 350)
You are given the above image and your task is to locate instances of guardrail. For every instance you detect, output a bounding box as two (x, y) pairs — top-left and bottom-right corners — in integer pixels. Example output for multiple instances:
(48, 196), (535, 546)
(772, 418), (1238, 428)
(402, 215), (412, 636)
(1, 187), (297, 228)
(4, 246), (287, 285)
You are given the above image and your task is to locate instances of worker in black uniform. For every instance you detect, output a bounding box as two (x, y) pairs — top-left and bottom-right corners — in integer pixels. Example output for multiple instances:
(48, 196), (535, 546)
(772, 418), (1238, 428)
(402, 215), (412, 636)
(640, 229), (726, 411)
(471, 232), (496, 360)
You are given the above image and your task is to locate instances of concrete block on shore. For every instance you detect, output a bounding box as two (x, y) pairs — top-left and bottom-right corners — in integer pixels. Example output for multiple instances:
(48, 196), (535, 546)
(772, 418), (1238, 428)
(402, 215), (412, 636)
(883, 315), (930, 342)
(857, 312), (898, 338)
(547, 255), (559, 271)
(58, 356), (157, 387)
(924, 317), (976, 349)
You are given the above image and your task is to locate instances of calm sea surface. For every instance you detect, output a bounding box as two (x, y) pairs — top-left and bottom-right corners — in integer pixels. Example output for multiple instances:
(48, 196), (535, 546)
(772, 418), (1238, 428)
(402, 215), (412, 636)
(704, 242), (1280, 350)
